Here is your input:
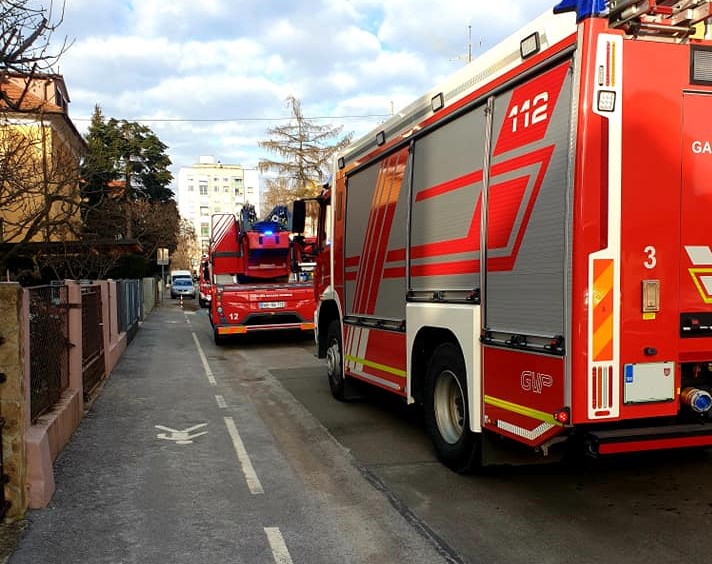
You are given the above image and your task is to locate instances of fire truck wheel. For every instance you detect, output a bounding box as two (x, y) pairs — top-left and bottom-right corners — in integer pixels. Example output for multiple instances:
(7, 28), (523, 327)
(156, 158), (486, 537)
(213, 328), (226, 346)
(424, 342), (481, 473)
(326, 320), (346, 401)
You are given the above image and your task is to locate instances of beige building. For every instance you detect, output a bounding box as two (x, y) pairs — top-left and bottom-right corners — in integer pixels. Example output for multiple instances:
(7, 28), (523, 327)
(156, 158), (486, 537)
(176, 156), (260, 263)
(0, 73), (86, 244)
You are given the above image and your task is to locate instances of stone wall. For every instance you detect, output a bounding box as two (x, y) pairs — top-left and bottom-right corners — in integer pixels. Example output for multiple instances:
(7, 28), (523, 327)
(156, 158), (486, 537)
(0, 283), (28, 520)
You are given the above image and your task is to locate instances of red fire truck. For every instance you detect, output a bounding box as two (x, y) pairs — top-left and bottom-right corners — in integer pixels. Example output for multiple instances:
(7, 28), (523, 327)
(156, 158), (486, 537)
(308, 0), (712, 471)
(207, 204), (315, 345)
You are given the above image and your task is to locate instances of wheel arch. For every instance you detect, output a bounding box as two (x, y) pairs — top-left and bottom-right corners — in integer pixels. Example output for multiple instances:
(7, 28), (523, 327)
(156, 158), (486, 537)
(410, 327), (460, 406)
(317, 299), (340, 358)
(406, 303), (482, 433)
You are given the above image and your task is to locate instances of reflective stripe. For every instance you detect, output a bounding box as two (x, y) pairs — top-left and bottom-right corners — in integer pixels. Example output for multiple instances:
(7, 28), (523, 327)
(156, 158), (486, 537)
(592, 258), (614, 361)
(484, 394), (562, 426)
(219, 326), (247, 334)
(344, 354), (406, 378)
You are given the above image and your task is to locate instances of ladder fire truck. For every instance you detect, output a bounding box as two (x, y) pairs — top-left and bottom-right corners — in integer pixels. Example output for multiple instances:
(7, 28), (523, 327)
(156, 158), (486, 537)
(307, 0), (712, 471)
(207, 204), (315, 345)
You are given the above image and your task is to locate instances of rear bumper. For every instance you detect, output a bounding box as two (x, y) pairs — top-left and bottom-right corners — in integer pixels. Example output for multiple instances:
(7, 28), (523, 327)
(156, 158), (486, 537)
(212, 282), (315, 334)
(214, 321), (315, 335)
(585, 422), (712, 455)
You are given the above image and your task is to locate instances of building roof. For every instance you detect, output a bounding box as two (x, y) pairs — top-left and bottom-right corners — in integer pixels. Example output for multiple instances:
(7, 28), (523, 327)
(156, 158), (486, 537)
(0, 73), (87, 152)
(0, 78), (62, 113)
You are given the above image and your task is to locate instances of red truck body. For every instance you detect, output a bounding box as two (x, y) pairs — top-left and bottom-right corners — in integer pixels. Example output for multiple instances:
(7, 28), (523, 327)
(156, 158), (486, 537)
(207, 205), (315, 344)
(312, 1), (712, 470)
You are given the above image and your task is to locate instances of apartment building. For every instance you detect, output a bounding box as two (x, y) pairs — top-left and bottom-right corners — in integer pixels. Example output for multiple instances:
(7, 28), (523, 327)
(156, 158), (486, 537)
(176, 156), (260, 257)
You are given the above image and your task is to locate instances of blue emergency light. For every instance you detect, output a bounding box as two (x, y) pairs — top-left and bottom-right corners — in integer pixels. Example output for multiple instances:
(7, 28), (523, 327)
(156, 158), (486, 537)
(553, 0), (608, 22)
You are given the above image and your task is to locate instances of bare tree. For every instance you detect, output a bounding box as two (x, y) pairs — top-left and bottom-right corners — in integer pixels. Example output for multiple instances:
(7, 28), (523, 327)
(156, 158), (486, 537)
(0, 0), (81, 280)
(169, 219), (199, 273)
(130, 199), (181, 261)
(40, 241), (123, 281)
(0, 0), (72, 111)
(258, 95), (352, 203)
(262, 176), (298, 215)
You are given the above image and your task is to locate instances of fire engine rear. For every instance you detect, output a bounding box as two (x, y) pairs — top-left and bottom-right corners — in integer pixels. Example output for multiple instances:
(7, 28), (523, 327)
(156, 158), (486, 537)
(312, 0), (712, 471)
(208, 205), (315, 345)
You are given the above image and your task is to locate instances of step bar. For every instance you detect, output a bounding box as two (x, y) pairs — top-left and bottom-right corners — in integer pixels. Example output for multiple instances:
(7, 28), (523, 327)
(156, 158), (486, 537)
(586, 422), (712, 455)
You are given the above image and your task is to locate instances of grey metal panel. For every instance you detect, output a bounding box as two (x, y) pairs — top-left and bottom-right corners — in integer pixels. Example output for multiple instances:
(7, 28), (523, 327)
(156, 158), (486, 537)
(344, 164), (380, 315)
(484, 64), (573, 337)
(344, 152), (410, 320)
(373, 155), (411, 320)
(409, 106), (488, 291)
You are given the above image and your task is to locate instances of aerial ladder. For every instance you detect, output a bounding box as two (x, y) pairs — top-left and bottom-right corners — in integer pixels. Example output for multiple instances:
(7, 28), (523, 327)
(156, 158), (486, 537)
(604, 0), (712, 38)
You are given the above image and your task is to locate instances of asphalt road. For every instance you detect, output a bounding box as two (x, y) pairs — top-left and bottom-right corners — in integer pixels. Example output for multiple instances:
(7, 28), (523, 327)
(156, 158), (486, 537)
(6, 299), (712, 564)
(272, 344), (712, 564)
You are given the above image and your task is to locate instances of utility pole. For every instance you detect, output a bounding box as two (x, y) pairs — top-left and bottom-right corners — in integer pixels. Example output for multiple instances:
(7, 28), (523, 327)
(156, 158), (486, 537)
(451, 24), (478, 65)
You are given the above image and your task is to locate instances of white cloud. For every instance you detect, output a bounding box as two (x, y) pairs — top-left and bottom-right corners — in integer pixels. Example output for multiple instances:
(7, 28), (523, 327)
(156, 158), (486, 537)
(55, 0), (558, 184)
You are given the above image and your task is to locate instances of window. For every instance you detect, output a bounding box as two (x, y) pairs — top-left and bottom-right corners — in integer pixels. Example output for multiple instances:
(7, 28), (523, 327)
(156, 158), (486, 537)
(188, 185), (194, 192)
(199, 184), (208, 195)
(224, 186), (230, 192)
(214, 185), (219, 192)
(247, 187), (254, 194)
(214, 205), (221, 213)
(235, 188), (243, 196)
(201, 222), (210, 237)
(200, 206), (209, 216)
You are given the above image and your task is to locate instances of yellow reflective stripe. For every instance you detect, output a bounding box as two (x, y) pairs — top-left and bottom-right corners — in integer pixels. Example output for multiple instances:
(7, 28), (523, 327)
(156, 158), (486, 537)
(484, 395), (562, 426)
(344, 354), (406, 378)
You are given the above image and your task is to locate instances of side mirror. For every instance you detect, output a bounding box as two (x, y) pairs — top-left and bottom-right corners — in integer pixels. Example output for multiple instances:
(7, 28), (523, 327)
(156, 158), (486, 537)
(292, 200), (306, 234)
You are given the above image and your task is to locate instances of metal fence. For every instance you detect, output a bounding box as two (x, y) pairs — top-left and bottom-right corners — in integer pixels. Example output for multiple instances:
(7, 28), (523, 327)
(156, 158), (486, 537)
(117, 279), (142, 344)
(28, 285), (70, 422)
(81, 284), (105, 398)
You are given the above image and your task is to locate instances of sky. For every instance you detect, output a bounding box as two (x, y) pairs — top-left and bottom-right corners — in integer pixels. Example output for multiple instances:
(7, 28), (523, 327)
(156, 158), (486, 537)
(51, 0), (559, 191)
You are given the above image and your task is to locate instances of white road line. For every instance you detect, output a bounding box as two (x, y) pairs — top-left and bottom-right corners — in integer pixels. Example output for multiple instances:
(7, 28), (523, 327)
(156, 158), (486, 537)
(264, 527), (294, 564)
(215, 395), (228, 409)
(224, 416), (264, 495)
(191, 332), (217, 385)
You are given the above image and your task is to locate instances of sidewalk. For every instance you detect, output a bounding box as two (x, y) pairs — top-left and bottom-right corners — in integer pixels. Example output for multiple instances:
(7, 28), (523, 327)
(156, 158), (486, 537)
(1, 305), (449, 564)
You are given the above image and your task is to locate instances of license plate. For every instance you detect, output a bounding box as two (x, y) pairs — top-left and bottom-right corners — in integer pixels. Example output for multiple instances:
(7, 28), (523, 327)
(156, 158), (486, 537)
(259, 301), (285, 309)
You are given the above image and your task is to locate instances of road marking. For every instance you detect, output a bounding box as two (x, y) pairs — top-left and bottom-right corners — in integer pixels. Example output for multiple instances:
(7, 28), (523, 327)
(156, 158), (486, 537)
(215, 395), (228, 409)
(264, 527), (293, 564)
(155, 423), (208, 444)
(224, 416), (264, 495)
(192, 332), (217, 385)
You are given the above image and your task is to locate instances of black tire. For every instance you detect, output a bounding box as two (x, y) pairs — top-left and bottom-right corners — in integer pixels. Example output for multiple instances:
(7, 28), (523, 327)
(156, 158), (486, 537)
(424, 342), (481, 473)
(213, 328), (226, 346)
(326, 320), (346, 401)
